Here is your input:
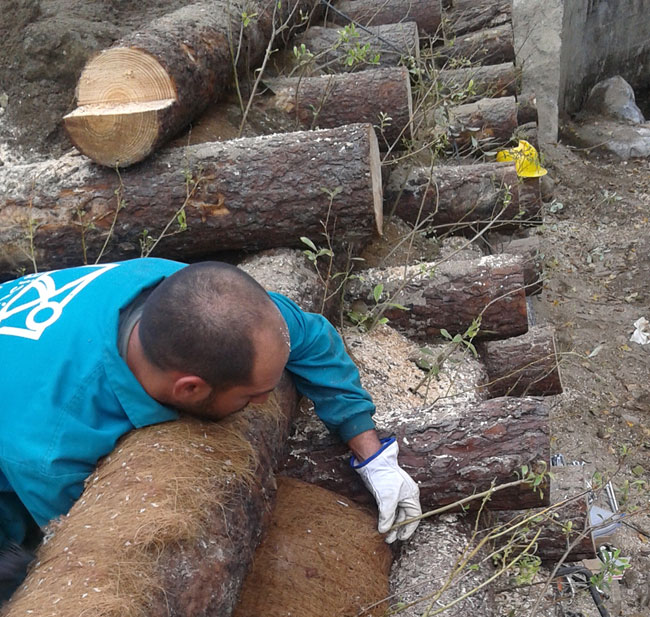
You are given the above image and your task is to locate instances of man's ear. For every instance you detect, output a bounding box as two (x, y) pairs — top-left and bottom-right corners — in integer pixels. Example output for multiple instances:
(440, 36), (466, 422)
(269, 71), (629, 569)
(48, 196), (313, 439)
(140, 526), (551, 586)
(170, 375), (212, 403)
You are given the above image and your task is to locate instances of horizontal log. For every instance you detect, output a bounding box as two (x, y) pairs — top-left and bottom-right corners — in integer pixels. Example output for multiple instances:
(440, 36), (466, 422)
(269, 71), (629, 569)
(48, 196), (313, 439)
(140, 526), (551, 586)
(478, 325), (563, 398)
(385, 161), (542, 232)
(0, 124), (382, 278)
(5, 375), (300, 617)
(329, 0), (442, 35)
(444, 0), (512, 36)
(343, 254), (529, 340)
(262, 67), (412, 146)
(63, 0), (319, 167)
(437, 63), (520, 100)
(486, 231), (544, 294)
(437, 24), (514, 66)
(294, 22), (419, 71)
(280, 396), (550, 510)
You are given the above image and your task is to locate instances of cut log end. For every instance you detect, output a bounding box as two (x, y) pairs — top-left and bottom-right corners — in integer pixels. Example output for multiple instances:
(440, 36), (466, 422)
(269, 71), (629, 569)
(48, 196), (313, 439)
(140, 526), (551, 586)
(367, 126), (384, 235)
(64, 47), (177, 167)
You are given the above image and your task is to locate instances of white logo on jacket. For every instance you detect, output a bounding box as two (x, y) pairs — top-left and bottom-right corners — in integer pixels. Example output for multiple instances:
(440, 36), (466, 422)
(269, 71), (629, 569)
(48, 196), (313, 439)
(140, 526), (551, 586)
(0, 264), (118, 340)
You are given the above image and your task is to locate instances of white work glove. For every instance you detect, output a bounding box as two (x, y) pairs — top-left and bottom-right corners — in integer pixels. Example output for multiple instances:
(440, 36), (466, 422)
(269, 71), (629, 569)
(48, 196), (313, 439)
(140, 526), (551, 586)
(351, 437), (421, 543)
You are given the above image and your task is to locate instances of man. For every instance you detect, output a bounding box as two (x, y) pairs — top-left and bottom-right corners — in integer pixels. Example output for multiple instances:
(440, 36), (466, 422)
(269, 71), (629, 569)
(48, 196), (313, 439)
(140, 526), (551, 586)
(0, 258), (420, 597)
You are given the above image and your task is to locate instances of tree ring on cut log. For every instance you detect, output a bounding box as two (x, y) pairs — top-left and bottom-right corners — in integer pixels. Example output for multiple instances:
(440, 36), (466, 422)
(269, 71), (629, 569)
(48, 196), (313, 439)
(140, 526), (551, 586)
(64, 48), (176, 167)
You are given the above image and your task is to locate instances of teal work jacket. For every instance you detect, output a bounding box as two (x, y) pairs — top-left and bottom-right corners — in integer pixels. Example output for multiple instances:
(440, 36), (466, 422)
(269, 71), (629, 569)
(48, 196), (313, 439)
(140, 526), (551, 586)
(0, 258), (375, 539)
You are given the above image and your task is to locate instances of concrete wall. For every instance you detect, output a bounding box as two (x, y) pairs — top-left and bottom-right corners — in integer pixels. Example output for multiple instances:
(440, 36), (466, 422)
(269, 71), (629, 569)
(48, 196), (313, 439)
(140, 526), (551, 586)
(513, 0), (650, 144)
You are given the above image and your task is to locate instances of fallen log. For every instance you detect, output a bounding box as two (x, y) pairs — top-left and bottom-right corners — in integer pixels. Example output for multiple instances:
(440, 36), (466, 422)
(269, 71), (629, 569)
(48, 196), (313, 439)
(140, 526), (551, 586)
(0, 123), (382, 278)
(489, 465), (595, 562)
(5, 375), (300, 617)
(444, 0), (512, 36)
(385, 161), (542, 232)
(437, 24), (514, 66)
(328, 0), (442, 35)
(486, 231), (544, 294)
(63, 0), (320, 167)
(343, 254), (529, 340)
(262, 67), (412, 146)
(478, 325), (563, 398)
(280, 396), (550, 510)
(294, 22), (419, 71)
(437, 63), (520, 100)
(232, 478), (391, 617)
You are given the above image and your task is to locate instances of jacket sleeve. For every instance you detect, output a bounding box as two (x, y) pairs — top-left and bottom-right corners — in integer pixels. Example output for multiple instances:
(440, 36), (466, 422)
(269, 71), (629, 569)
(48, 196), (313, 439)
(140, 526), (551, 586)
(269, 293), (376, 443)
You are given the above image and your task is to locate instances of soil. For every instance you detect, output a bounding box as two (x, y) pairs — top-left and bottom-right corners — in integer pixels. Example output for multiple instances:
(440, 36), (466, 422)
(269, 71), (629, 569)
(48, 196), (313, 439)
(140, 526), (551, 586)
(1, 2), (649, 616)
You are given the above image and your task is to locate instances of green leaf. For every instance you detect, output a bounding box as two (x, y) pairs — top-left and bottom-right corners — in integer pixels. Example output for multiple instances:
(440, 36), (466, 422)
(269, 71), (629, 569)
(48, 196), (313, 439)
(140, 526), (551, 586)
(300, 236), (317, 251)
(440, 328), (451, 340)
(373, 283), (384, 303)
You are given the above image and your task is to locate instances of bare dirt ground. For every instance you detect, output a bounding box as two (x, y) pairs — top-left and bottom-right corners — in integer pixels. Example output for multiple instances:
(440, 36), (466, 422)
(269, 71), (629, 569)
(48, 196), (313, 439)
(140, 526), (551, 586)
(1, 2), (649, 615)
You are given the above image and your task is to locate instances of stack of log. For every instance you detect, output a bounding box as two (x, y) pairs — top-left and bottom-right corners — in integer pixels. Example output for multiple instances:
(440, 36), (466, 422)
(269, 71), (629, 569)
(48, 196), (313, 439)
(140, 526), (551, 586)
(0, 0), (584, 615)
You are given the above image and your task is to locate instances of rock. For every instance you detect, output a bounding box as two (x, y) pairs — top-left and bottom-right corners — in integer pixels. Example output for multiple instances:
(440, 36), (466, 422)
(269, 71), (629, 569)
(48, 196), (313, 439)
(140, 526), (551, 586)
(562, 118), (650, 160)
(582, 76), (645, 124)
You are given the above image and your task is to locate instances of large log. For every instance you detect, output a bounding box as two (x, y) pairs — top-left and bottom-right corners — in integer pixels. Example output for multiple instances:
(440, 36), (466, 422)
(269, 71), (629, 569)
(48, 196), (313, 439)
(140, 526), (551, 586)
(63, 0), (320, 167)
(4, 375), (300, 617)
(437, 24), (514, 66)
(478, 325), (563, 398)
(280, 396), (550, 510)
(262, 67), (412, 146)
(486, 231), (544, 294)
(444, 0), (512, 36)
(344, 254), (529, 340)
(0, 123), (382, 279)
(294, 22), (419, 71)
(329, 0), (442, 35)
(385, 161), (542, 232)
(437, 63), (520, 100)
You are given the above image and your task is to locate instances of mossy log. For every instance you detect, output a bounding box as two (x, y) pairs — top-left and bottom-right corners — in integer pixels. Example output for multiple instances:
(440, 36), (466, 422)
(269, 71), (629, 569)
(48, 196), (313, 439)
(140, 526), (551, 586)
(0, 124), (382, 279)
(281, 396), (550, 511)
(443, 0), (512, 36)
(437, 63), (520, 100)
(63, 0), (320, 167)
(478, 325), (563, 398)
(262, 67), (412, 146)
(294, 22), (419, 71)
(328, 0), (442, 35)
(344, 254), (529, 340)
(385, 161), (542, 233)
(5, 375), (300, 617)
(437, 23), (514, 66)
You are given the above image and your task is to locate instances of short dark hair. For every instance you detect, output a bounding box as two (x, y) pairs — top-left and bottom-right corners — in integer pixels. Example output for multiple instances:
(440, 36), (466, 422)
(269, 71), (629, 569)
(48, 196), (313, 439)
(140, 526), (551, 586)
(138, 262), (276, 388)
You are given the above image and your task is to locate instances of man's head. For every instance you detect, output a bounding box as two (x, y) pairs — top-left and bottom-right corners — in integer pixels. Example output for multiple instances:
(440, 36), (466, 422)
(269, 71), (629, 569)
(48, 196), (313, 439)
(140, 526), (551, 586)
(133, 262), (290, 419)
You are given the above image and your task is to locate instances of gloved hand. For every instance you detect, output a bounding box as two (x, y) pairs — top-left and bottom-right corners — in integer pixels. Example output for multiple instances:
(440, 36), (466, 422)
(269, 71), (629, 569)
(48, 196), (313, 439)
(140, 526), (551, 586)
(351, 437), (421, 543)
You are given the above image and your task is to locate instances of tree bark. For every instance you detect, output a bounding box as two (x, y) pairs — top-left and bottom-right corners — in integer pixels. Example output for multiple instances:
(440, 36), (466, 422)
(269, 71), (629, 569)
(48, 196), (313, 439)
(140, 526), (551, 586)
(261, 67), (412, 146)
(489, 465), (595, 562)
(63, 0), (320, 167)
(294, 22), (419, 72)
(486, 231), (544, 294)
(444, 0), (512, 36)
(437, 63), (520, 100)
(478, 326), (563, 398)
(328, 0), (442, 36)
(343, 254), (529, 341)
(437, 24), (514, 66)
(0, 124), (382, 279)
(385, 162), (542, 233)
(280, 396), (550, 510)
(5, 375), (300, 617)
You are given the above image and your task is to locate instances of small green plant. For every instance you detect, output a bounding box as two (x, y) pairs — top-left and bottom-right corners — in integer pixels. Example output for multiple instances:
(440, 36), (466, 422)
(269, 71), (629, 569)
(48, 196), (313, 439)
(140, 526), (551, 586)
(347, 281), (408, 333)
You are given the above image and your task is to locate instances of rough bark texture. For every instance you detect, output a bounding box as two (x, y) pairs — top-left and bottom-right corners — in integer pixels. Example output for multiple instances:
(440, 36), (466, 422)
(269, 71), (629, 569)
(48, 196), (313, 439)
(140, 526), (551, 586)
(63, 0), (320, 166)
(443, 0), (512, 36)
(486, 231), (544, 294)
(343, 254), (529, 340)
(438, 24), (514, 66)
(385, 161), (542, 233)
(0, 124), (382, 279)
(295, 22), (419, 71)
(281, 396), (550, 510)
(437, 63), (520, 100)
(262, 67), (412, 146)
(490, 465), (595, 562)
(478, 326), (563, 398)
(4, 375), (299, 617)
(329, 0), (442, 35)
